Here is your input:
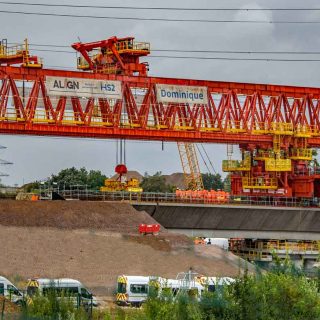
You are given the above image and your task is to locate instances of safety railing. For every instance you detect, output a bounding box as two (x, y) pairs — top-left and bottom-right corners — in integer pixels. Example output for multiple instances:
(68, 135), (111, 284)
(264, 159), (292, 172)
(77, 56), (91, 69)
(222, 159), (251, 172)
(0, 39), (42, 68)
(53, 190), (320, 208)
(254, 150), (276, 160)
(0, 111), (25, 122)
(114, 40), (150, 53)
(230, 240), (320, 255)
(242, 177), (278, 189)
(252, 122), (269, 134)
(294, 124), (312, 138)
(289, 148), (313, 161)
(266, 241), (320, 253)
(270, 122), (293, 135)
(132, 41), (150, 52)
(310, 124), (320, 136)
(0, 43), (25, 59)
(224, 120), (246, 133)
(294, 166), (320, 176)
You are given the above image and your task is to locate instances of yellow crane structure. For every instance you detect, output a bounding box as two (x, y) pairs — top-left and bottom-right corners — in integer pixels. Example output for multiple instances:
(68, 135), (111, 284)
(177, 142), (204, 190)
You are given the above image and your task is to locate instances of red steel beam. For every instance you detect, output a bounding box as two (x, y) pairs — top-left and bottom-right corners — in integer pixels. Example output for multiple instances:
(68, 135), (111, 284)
(0, 122), (273, 144)
(2, 66), (320, 98)
(1, 66), (320, 146)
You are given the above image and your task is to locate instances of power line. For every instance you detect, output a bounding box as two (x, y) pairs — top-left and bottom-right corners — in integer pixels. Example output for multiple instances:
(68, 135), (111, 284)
(19, 44), (320, 56)
(3, 46), (319, 63)
(7, 42), (320, 55)
(150, 49), (320, 55)
(0, 10), (319, 23)
(29, 47), (320, 56)
(36, 50), (320, 62)
(0, 2), (319, 11)
(149, 55), (320, 62)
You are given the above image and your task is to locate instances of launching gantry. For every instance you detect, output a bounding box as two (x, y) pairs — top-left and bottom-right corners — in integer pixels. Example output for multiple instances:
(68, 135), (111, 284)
(1, 36), (320, 199)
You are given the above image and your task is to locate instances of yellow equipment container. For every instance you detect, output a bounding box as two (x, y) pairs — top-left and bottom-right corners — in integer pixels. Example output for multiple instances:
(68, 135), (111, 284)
(126, 178), (143, 192)
(100, 178), (143, 192)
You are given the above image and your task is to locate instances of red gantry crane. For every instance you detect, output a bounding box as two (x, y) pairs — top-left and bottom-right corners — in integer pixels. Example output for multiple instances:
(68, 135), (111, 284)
(1, 36), (320, 199)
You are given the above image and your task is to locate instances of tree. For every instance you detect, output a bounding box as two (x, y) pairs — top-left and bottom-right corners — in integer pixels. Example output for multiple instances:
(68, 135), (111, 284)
(23, 181), (40, 192)
(141, 172), (174, 193)
(201, 173), (224, 191)
(87, 169), (108, 189)
(48, 167), (107, 190)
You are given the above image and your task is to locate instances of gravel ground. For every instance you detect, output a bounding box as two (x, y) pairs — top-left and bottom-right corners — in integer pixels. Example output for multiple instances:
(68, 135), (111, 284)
(0, 200), (251, 297)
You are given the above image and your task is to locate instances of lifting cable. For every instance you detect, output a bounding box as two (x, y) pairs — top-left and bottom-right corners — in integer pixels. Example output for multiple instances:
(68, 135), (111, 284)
(116, 139), (126, 165)
(200, 144), (217, 174)
(195, 144), (211, 174)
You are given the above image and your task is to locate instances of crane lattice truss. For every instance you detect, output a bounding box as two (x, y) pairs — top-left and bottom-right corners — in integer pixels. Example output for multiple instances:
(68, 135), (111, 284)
(177, 142), (204, 191)
(1, 65), (320, 198)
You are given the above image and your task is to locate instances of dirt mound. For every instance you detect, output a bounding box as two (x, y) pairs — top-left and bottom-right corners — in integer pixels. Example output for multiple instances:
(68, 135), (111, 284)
(163, 172), (186, 189)
(0, 200), (252, 298)
(111, 171), (143, 182)
(0, 226), (247, 296)
(0, 200), (158, 233)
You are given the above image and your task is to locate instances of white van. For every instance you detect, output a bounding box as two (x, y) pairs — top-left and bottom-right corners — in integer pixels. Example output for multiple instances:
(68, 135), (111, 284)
(0, 276), (24, 304)
(26, 278), (97, 307)
(116, 275), (151, 307)
(196, 276), (236, 293)
(116, 274), (236, 307)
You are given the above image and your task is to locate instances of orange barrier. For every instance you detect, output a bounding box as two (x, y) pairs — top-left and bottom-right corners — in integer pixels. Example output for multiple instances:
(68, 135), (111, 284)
(176, 190), (230, 203)
(31, 194), (39, 201)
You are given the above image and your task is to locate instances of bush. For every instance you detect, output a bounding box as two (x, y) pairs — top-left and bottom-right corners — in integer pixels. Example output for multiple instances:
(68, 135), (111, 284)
(21, 292), (88, 320)
(16, 263), (320, 319)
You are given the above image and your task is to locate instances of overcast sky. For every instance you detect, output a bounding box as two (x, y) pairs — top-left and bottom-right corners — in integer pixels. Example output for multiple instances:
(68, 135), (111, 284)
(1, 0), (320, 186)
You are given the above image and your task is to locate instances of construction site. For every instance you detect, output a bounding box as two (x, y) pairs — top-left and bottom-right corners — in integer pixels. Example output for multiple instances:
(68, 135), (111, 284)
(0, 2), (320, 316)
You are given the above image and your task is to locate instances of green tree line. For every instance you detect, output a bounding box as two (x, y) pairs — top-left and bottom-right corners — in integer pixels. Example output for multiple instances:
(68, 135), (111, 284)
(24, 168), (229, 192)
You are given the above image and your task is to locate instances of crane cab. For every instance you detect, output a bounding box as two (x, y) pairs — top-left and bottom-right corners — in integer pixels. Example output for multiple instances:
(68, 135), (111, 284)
(72, 36), (150, 76)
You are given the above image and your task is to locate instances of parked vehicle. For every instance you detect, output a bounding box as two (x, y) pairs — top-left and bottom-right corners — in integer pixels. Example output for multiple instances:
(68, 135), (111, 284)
(0, 276), (24, 304)
(116, 274), (236, 306)
(26, 278), (98, 307)
(116, 275), (151, 307)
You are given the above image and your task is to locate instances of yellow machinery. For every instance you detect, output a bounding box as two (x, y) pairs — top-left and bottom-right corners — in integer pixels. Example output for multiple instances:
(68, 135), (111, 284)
(100, 177), (142, 192)
(100, 164), (142, 192)
(0, 38), (42, 68)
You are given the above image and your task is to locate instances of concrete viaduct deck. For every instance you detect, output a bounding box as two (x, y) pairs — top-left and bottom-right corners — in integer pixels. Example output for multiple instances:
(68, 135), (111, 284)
(133, 203), (320, 240)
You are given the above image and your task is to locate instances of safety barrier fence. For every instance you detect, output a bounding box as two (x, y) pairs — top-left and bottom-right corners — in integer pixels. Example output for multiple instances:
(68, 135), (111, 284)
(57, 190), (319, 208)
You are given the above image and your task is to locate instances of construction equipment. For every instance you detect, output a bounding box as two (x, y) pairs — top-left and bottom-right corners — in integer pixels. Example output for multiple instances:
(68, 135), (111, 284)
(0, 39), (42, 68)
(2, 36), (320, 199)
(100, 164), (142, 192)
(72, 36), (150, 76)
(138, 224), (160, 235)
(177, 142), (204, 190)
